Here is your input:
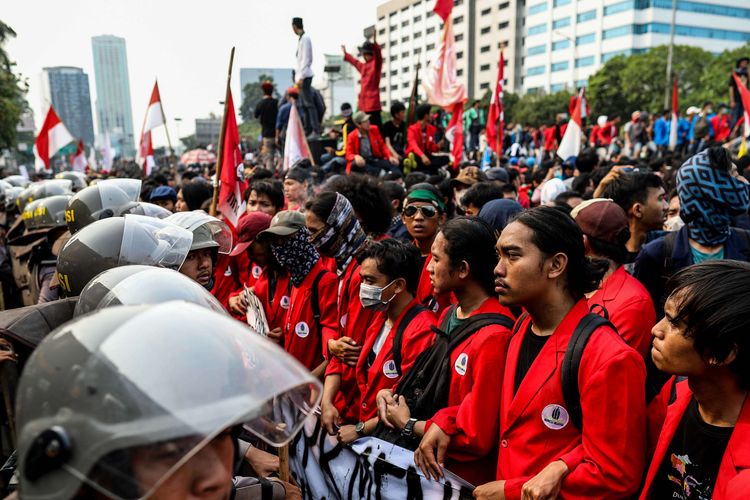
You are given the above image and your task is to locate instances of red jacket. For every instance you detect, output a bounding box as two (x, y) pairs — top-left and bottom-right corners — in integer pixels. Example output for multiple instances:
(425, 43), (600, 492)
(406, 122), (440, 157)
(640, 380), (750, 499)
(326, 259), (378, 423)
(254, 269), (291, 332)
(425, 298), (515, 486)
(355, 300), (436, 421)
(345, 127), (390, 174)
(416, 254), (454, 316)
(497, 300), (647, 500)
(543, 124), (567, 152)
(282, 259), (338, 371)
(344, 44), (382, 112)
(212, 253), (242, 311)
(590, 122), (617, 147)
(711, 114), (731, 142)
(587, 266), (655, 359)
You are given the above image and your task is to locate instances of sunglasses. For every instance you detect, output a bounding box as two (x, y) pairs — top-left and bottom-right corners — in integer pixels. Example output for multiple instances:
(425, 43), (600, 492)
(403, 205), (438, 218)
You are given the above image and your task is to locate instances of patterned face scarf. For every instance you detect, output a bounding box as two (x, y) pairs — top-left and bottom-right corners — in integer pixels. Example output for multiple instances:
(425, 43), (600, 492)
(309, 193), (367, 273)
(271, 229), (320, 287)
(677, 150), (750, 246)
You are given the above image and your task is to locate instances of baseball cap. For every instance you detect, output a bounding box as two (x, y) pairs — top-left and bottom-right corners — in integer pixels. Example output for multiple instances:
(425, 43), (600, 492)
(229, 212), (273, 257)
(571, 198), (629, 244)
(450, 166), (487, 188)
(258, 210), (306, 238)
(353, 111), (370, 125)
(686, 106), (700, 115)
(486, 167), (509, 183)
(149, 185), (177, 203)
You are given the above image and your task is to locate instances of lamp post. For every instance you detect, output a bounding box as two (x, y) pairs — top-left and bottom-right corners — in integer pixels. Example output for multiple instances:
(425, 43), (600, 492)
(324, 64), (341, 119)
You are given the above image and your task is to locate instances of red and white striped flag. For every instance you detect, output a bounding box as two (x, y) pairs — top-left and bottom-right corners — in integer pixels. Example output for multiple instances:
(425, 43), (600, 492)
(433, 0), (453, 21)
(35, 106), (74, 169)
(72, 140), (87, 172)
(557, 89), (584, 160)
(486, 49), (504, 155)
(138, 81), (166, 176)
(283, 103), (312, 171)
(732, 72), (750, 157)
(669, 76), (679, 150)
(217, 89), (247, 228)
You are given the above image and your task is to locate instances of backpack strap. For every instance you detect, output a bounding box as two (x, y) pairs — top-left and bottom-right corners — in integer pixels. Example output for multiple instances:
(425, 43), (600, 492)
(511, 312), (529, 337)
(430, 304), (458, 340)
(662, 230), (678, 278)
(447, 313), (515, 352)
(560, 313), (617, 430)
(310, 269), (328, 333)
(392, 304), (429, 377)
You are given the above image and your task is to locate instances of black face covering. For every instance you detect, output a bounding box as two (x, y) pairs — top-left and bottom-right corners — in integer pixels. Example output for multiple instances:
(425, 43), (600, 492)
(271, 229), (319, 287)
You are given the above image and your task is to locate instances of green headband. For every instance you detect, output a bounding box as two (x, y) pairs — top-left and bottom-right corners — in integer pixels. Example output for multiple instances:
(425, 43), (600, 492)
(406, 189), (446, 212)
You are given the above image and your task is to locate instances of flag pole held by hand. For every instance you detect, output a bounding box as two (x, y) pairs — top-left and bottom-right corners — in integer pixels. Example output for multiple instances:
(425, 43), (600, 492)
(210, 47), (236, 217)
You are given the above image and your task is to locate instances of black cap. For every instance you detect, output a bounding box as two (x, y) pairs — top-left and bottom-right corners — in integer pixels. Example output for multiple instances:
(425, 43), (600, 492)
(360, 41), (375, 54)
(292, 17), (303, 28)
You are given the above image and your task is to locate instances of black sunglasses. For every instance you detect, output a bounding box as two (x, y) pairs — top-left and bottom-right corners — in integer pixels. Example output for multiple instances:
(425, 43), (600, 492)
(403, 205), (438, 218)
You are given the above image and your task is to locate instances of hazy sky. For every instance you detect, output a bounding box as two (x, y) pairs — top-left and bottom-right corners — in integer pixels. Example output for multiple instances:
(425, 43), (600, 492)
(4, 0), (383, 148)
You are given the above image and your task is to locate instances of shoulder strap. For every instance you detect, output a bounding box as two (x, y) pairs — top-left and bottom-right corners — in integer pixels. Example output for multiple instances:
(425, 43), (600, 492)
(310, 269), (327, 332)
(511, 312), (530, 337)
(561, 313), (617, 430)
(392, 304), (429, 377)
(662, 230), (679, 276)
(447, 312), (515, 352)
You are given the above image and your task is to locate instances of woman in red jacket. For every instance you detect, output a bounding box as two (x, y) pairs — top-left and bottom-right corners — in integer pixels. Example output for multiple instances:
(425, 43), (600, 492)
(378, 217), (515, 486)
(342, 35), (383, 130)
(640, 261), (750, 499)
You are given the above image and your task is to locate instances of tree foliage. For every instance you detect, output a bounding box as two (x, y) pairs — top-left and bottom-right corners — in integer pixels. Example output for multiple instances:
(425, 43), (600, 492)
(0, 20), (27, 150)
(239, 74), (279, 123)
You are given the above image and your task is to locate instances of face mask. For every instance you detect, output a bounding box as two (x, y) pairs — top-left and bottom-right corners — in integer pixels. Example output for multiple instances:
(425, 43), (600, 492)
(359, 280), (398, 311)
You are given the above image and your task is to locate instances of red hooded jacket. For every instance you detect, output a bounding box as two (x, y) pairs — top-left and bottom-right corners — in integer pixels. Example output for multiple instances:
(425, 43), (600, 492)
(344, 43), (383, 112)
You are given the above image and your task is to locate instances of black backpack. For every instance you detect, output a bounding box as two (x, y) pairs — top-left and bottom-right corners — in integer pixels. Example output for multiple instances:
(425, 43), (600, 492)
(372, 305), (514, 449)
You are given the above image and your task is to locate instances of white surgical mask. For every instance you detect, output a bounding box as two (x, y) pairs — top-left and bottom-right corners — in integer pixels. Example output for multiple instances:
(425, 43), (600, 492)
(359, 280), (398, 311)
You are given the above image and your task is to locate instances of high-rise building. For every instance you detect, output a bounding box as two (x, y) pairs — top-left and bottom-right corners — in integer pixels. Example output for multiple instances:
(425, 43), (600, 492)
(39, 67), (95, 146)
(523, 0), (750, 94)
(91, 35), (135, 157)
(375, 0), (523, 106)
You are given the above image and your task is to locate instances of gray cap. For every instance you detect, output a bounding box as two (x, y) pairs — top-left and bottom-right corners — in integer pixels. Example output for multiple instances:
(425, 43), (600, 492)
(259, 210), (306, 237)
(486, 167), (509, 183)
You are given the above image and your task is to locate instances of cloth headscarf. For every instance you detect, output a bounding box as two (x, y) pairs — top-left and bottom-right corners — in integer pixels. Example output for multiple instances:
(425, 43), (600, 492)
(271, 228), (320, 287)
(478, 199), (523, 234)
(310, 193), (367, 273)
(405, 188), (446, 213)
(677, 149), (750, 246)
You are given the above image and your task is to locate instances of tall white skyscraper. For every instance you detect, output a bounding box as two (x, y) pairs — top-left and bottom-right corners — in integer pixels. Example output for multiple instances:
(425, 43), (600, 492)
(91, 35), (135, 157)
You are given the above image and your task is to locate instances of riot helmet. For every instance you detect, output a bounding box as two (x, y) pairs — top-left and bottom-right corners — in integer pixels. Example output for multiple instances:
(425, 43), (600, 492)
(22, 195), (72, 231)
(65, 178), (142, 234)
(55, 214), (193, 296)
(3, 186), (23, 212)
(55, 171), (88, 192)
(166, 210), (232, 253)
(3, 175), (31, 188)
(75, 265), (226, 316)
(28, 179), (74, 201)
(114, 201), (171, 219)
(16, 301), (321, 499)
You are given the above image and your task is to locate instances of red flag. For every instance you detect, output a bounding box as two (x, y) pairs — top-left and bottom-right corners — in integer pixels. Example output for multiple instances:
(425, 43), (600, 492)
(138, 81), (166, 175)
(557, 89), (584, 159)
(732, 72), (750, 138)
(486, 49), (504, 154)
(433, 0), (453, 21)
(217, 90), (247, 228)
(669, 76), (679, 150)
(35, 106), (74, 169)
(283, 103), (312, 171)
(72, 140), (87, 172)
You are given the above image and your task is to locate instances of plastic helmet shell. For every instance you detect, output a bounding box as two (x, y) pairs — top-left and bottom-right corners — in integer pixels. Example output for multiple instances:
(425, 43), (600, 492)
(65, 178), (142, 234)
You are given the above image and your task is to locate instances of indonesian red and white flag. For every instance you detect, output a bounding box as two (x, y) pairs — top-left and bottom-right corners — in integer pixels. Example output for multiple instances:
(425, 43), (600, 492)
(72, 140), (87, 172)
(88, 144), (98, 172)
(669, 76), (679, 150)
(433, 0), (453, 21)
(732, 72), (750, 139)
(35, 106), (74, 169)
(217, 89), (247, 228)
(423, 14), (467, 168)
(486, 49), (505, 154)
(138, 81), (166, 175)
(283, 103), (312, 171)
(557, 89), (584, 160)
(101, 132), (114, 171)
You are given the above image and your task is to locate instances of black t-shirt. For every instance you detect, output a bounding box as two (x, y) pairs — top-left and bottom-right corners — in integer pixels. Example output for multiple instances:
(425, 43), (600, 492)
(650, 399), (733, 499)
(729, 71), (748, 108)
(514, 323), (550, 394)
(382, 120), (407, 156)
(255, 98), (279, 139)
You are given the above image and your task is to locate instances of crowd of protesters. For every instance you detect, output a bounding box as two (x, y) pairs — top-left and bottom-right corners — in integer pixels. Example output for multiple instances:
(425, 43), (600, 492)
(0, 15), (747, 500)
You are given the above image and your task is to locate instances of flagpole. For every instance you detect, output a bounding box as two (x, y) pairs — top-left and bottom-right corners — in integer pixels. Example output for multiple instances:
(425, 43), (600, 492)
(210, 47), (235, 217)
(407, 63), (421, 125)
(156, 79), (176, 167)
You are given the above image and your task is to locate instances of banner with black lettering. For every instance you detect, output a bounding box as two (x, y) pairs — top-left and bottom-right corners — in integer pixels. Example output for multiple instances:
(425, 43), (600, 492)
(289, 417), (474, 499)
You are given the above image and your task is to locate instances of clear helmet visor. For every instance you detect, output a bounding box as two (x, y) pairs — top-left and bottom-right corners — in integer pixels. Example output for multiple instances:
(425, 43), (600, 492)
(119, 214), (193, 270)
(97, 178), (142, 208)
(166, 211), (232, 254)
(17, 302), (321, 499)
(30, 179), (74, 200)
(115, 201), (172, 219)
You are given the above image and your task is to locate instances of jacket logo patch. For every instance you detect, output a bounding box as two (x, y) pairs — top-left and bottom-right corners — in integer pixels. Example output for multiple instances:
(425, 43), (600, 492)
(541, 404), (569, 430)
(340, 314), (348, 328)
(454, 353), (469, 376)
(251, 264), (262, 279)
(223, 266), (232, 277)
(280, 295), (290, 309)
(295, 321), (310, 338)
(382, 360), (399, 379)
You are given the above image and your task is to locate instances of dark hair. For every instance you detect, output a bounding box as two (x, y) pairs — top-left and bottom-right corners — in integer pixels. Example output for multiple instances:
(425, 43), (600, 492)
(321, 174), (392, 234)
(361, 239), (422, 295)
(587, 228), (630, 264)
(666, 261), (750, 389)
(440, 216), (498, 295)
(416, 104), (432, 120)
(404, 172), (428, 190)
(248, 180), (284, 210)
(706, 146), (734, 172)
(600, 172), (663, 213)
(180, 180), (213, 211)
(306, 191), (337, 223)
(460, 182), (503, 210)
(501, 183), (517, 196)
(576, 148), (599, 174)
(249, 168), (274, 184)
(390, 101), (406, 116)
(382, 181), (406, 213)
(571, 173), (592, 195)
(513, 207), (608, 299)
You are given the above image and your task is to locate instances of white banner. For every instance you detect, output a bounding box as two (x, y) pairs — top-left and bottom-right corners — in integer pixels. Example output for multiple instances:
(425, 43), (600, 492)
(289, 417), (474, 500)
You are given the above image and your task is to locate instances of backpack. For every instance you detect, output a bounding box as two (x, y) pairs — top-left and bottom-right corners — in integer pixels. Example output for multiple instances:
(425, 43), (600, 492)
(391, 303), (428, 377)
(372, 305), (514, 449)
(693, 114), (710, 139)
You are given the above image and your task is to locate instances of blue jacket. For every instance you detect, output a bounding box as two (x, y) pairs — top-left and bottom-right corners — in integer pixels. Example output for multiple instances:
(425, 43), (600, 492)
(665, 117), (690, 145)
(275, 101), (302, 132)
(633, 225), (750, 317)
(688, 113), (716, 141)
(653, 117), (669, 146)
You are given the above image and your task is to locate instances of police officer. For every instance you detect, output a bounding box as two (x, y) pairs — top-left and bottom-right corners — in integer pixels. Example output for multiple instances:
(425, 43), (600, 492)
(65, 178), (141, 234)
(54, 171), (87, 192)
